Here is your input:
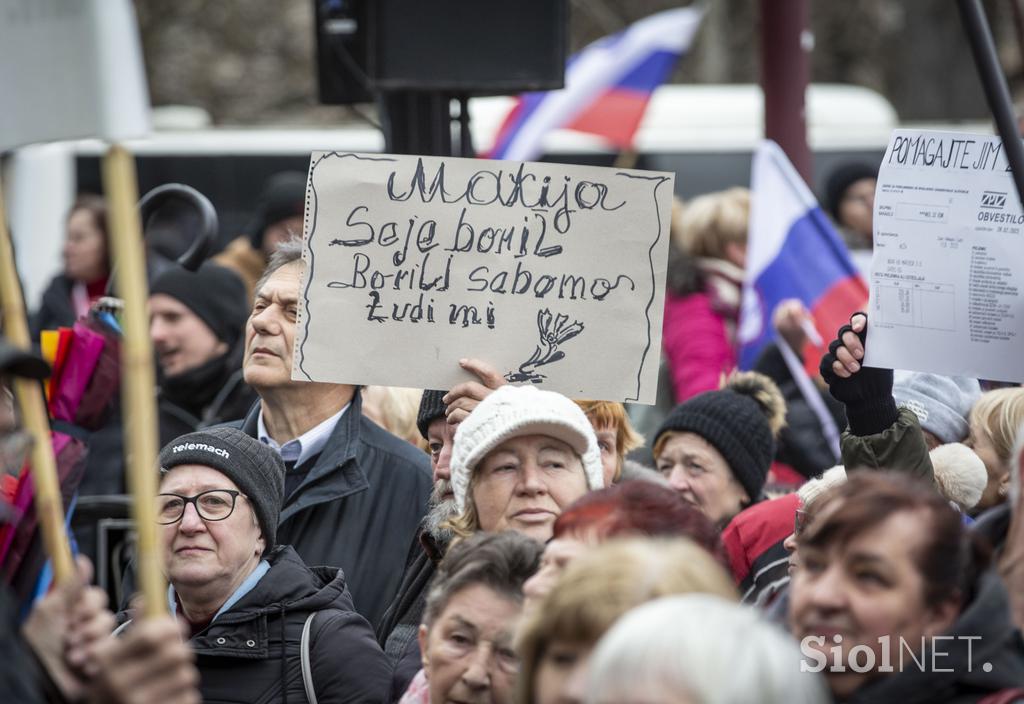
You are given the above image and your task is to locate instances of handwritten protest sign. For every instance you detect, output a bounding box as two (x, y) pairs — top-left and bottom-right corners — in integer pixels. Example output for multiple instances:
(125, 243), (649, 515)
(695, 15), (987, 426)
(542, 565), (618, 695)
(865, 129), (1024, 382)
(293, 153), (673, 402)
(0, 0), (149, 151)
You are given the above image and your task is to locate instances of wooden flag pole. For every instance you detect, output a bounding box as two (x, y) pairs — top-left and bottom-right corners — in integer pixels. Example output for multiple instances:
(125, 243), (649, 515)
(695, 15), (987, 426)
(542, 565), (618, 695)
(101, 145), (166, 617)
(0, 177), (74, 584)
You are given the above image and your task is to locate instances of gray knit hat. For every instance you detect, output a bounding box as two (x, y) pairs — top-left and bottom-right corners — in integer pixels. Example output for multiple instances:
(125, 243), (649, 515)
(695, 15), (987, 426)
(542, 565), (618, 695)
(892, 371), (981, 445)
(158, 427), (285, 553)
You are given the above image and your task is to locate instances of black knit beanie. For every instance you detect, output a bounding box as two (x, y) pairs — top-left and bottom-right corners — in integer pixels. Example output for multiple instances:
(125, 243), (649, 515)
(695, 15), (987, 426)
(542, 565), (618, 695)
(150, 263), (249, 347)
(824, 162), (878, 222)
(417, 389), (447, 440)
(159, 427), (284, 553)
(654, 389), (774, 502)
(248, 172), (307, 249)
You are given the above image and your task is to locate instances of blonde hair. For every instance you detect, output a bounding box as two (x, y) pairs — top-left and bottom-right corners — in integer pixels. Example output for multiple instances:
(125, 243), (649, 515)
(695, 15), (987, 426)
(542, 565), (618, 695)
(574, 400), (644, 481)
(515, 537), (737, 704)
(970, 387), (1024, 462)
(673, 188), (750, 260)
(361, 386), (425, 449)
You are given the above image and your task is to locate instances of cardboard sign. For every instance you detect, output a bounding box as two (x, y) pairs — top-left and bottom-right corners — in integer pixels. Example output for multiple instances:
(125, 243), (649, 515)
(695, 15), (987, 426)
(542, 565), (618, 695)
(0, 0), (149, 151)
(293, 152), (674, 402)
(865, 129), (1024, 382)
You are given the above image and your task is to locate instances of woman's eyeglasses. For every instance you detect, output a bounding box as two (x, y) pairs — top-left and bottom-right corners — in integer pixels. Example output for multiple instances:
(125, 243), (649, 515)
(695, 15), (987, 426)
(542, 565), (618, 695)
(156, 489), (242, 524)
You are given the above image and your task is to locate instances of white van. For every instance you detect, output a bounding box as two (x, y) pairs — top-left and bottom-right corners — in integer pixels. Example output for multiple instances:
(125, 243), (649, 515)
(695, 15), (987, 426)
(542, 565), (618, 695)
(6, 83), (898, 307)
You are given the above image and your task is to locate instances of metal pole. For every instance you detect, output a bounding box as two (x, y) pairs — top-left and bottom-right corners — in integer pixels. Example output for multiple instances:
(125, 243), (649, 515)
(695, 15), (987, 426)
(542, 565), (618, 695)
(760, 0), (812, 183)
(959, 0), (1024, 207)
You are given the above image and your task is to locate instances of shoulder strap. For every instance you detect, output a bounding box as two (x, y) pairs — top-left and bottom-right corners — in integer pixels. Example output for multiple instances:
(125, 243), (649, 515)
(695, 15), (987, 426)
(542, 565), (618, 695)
(301, 611), (318, 704)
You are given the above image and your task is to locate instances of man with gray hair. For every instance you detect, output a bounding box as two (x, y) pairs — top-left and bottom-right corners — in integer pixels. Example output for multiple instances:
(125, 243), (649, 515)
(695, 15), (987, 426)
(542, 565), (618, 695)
(236, 239), (431, 628)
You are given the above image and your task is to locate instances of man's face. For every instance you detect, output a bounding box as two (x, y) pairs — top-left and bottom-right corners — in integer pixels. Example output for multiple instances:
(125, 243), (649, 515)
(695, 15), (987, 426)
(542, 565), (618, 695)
(243, 261), (302, 391)
(424, 417), (458, 538)
(149, 294), (228, 378)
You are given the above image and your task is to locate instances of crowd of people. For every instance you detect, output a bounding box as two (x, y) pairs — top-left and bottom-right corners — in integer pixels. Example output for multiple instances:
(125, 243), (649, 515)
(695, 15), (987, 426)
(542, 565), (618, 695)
(2, 165), (1024, 704)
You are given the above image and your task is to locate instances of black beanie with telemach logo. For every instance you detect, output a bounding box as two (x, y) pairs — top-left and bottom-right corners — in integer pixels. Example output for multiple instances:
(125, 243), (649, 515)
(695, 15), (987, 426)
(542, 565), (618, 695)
(158, 427), (284, 553)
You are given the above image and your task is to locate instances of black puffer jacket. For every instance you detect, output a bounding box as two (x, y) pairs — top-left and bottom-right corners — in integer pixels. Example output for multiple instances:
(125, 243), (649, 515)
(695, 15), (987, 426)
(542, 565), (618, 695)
(843, 569), (1024, 704)
(120, 546), (391, 704)
(233, 391), (432, 628)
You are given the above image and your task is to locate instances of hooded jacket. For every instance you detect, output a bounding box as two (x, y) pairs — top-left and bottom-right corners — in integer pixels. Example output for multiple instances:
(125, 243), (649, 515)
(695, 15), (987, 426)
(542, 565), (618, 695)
(121, 546), (391, 704)
(234, 391), (432, 629)
(841, 569), (1024, 704)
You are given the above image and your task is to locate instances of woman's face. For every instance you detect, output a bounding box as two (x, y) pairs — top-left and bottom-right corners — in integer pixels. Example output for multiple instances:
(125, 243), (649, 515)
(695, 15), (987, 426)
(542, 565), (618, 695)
(838, 177), (876, 240)
(522, 536), (589, 613)
(472, 434), (590, 542)
(967, 423), (1009, 512)
(788, 509), (959, 699)
(418, 584), (521, 704)
(593, 423), (619, 486)
(63, 208), (108, 283)
(656, 432), (749, 526)
(533, 640), (592, 704)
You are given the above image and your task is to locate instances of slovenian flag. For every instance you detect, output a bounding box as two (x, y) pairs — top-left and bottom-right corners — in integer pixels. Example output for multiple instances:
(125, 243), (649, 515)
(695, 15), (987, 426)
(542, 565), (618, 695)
(486, 6), (704, 161)
(738, 141), (869, 372)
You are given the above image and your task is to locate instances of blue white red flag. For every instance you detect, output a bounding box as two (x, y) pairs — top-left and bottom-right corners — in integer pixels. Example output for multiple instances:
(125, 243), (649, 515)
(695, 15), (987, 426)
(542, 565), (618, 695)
(738, 141), (869, 371)
(486, 6), (704, 161)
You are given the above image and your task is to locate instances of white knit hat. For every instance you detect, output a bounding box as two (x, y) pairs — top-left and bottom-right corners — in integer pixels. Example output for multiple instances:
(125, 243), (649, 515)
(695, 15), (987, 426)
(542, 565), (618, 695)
(929, 442), (987, 510)
(797, 465), (847, 509)
(450, 385), (604, 513)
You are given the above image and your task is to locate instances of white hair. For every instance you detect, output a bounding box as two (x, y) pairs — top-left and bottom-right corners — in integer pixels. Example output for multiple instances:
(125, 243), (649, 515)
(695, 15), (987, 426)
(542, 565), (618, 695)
(585, 595), (829, 704)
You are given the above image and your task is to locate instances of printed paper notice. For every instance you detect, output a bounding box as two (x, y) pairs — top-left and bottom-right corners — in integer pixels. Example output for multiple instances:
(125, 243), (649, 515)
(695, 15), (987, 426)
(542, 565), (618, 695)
(865, 129), (1024, 381)
(292, 152), (674, 402)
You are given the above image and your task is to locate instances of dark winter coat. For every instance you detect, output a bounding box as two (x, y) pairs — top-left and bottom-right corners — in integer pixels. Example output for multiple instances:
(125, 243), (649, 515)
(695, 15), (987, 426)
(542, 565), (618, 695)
(158, 341), (256, 446)
(120, 546), (391, 704)
(31, 274), (77, 339)
(376, 529), (447, 702)
(842, 569), (1024, 704)
(973, 503), (1011, 554)
(234, 391), (432, 629)
(753, 342), (846, 478)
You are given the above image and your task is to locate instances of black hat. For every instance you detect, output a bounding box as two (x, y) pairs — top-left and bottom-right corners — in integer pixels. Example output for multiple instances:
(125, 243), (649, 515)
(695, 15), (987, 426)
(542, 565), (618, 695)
(417, 389), (447, 440)
(150, 263), (249, 347)
(654, 375), (784, 502)
(0, 338), (49, 379)
(159, 427), (284, 553)
(824, 162), (878, 222)
(249, 172), (307, 250)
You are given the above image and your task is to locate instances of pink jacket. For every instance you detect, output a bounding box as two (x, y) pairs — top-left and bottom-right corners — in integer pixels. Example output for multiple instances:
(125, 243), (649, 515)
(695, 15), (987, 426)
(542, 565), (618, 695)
(662, 291), (736, 403)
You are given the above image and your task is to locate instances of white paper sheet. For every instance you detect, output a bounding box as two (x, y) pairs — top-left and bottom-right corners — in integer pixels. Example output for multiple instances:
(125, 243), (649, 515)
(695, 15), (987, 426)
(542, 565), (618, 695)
(0, 0), (150, 151)
(292, 152), (674, 402)
(865, 129), (1024, 382)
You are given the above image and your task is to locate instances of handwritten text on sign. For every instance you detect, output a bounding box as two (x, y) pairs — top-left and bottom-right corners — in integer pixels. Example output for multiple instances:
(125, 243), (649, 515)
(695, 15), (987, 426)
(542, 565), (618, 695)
(293, 153), (673, 403)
